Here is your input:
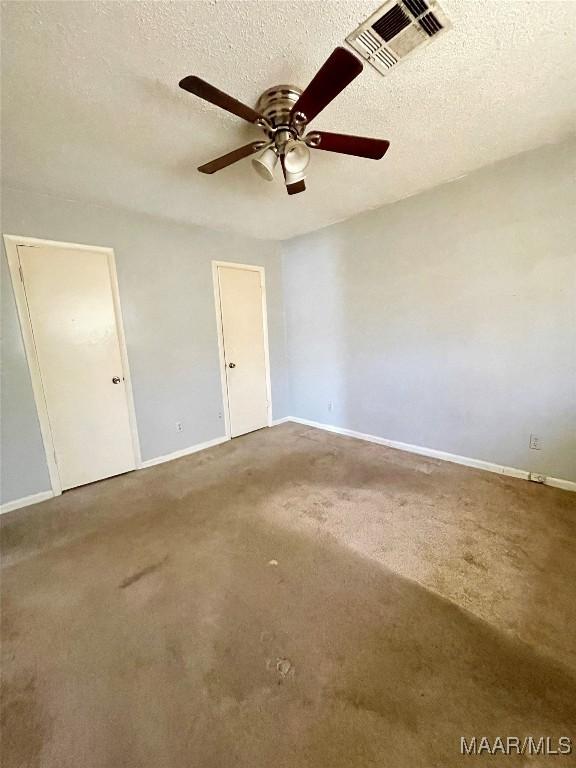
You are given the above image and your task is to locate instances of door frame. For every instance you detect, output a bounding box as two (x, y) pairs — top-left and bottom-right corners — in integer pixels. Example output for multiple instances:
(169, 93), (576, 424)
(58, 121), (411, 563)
(3, 234), (142, 496)
(212, 261), (273, 439)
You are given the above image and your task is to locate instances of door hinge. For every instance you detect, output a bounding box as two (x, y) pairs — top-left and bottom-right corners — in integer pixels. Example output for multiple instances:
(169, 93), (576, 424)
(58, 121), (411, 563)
(18, 264), (24, 282)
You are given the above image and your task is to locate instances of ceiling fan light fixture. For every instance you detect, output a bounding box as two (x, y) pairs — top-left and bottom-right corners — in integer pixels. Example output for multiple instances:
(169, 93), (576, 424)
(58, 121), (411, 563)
(252, 146), (278, 181)
(284, 168), (307, 186)
(284, 140), (310, 174)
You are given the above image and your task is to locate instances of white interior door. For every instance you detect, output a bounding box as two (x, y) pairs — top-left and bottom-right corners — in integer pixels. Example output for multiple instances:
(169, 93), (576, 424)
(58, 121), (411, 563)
(18, 244), (136, 490)
(217, 265), (270, 438)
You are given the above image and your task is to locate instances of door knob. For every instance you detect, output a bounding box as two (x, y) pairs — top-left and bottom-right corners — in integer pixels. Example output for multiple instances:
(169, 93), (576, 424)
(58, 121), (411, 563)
(228, 362), (236, 369)
(112, 376), (121, 384)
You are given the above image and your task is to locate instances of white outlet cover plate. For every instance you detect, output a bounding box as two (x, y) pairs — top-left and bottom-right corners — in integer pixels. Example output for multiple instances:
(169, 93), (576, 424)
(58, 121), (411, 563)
(529, 473), (546, 484)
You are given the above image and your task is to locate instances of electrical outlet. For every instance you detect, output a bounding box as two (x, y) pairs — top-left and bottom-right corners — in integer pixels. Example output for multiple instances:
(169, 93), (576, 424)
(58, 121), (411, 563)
(529, 434), (542, 450)
(328, 401), (334, 412)
(529, 472), (546, 484)
(176, 422), (183, 432)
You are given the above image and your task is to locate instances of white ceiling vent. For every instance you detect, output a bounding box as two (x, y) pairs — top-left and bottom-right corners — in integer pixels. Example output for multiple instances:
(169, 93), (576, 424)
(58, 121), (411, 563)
(346, 0), (451, 76)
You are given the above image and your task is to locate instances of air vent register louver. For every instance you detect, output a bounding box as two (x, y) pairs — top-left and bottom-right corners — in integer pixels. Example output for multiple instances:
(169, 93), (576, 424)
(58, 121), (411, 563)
(346, 0), (451, 76)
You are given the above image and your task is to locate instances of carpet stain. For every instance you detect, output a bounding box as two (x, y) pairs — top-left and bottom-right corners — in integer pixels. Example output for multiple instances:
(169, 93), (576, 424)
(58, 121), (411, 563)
(1, 676), (46, 768)
(118, 555), (168, 589)
(462, 551), (488, 571)
(1, 423), (575, 768)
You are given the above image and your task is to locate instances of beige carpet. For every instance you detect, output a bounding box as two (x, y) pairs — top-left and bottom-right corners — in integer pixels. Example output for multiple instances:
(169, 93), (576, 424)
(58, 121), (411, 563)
(2, 422), (575, 767)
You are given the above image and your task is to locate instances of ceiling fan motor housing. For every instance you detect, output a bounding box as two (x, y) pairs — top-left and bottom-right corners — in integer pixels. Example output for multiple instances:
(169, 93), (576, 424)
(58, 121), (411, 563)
(255, 85), (303, 135)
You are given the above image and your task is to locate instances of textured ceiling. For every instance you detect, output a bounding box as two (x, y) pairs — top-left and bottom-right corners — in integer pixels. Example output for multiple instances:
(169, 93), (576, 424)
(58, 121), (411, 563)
(2, 1), (575, 240)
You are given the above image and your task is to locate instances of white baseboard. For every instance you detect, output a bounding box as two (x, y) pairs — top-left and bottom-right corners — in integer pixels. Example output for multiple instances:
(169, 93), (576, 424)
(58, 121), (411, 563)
(285, 417), (576, 493)
(2, 435), (230, 515)
(4, 421), (573, 515)
(0, 490), (54, 515)
(140, 435), (229, 469)
(545, 476), (576, 492)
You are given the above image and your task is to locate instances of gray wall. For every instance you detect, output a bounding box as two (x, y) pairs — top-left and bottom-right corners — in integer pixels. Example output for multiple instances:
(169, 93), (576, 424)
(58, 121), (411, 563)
(3, 137), (575, 505)
(1, 186), (290, 504)
(282, 138), (576, 482)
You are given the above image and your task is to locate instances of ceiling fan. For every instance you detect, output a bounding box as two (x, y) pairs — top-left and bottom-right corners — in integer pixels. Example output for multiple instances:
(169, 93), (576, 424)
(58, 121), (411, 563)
(179, 47), (390, 195)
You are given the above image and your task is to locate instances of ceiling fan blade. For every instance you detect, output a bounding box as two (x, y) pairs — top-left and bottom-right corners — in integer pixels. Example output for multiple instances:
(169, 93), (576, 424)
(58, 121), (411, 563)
(290, 47), (363, 126)
(280, 154), (306, 195)
(179, 76), (265, 125)
(306, 131), (390, 160)
(198, 142), (266, 174)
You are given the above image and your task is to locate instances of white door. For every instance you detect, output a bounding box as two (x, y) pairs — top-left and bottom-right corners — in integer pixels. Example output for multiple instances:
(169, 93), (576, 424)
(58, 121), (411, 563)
(18, 244), (136, 490)
(217, 265), (270, 438)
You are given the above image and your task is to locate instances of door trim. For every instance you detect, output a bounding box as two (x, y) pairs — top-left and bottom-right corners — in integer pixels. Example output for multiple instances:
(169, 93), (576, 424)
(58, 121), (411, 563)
(211, 261), (273, 439)
(3, 234), (142, 496)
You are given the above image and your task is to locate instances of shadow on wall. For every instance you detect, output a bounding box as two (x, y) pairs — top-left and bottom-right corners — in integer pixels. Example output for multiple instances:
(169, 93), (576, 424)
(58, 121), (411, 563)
(284, 228), (349, 425)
